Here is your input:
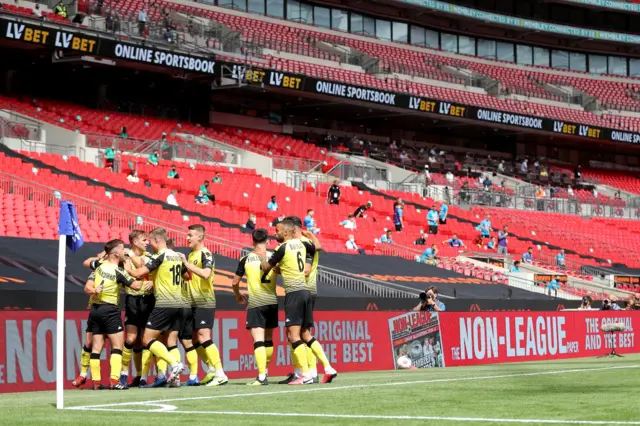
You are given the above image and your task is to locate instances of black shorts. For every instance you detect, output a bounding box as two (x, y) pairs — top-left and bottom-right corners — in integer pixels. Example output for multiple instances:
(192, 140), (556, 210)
(311, 294), (317, 311)
(395, 223), (402, 232)
(439, 218), (447, 225)
(246, 304), (279, 330)
(85, 311), (92, 333)
(89, 304), (123, 335)
(145, 307), (183, 332)
(124, 294), (155, 328)
(179, 307), (194, 340)
(193, 307), (216, 330)
(429, 225), (439, 235)
(284, 290), (314, 329)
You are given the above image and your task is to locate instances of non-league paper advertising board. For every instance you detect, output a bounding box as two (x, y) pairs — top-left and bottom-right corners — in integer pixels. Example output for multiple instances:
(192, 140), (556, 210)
(388, 311), (445, 369)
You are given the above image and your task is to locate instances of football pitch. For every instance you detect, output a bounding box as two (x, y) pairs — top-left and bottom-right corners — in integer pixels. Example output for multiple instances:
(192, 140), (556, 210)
(3, 356), (640, 425)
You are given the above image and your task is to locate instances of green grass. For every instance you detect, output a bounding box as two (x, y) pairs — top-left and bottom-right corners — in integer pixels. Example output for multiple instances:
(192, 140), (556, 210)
(3, 356), (640, 425)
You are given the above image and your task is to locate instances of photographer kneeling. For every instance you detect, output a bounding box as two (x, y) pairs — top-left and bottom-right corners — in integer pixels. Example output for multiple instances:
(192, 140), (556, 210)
(413, 286), (446, 312)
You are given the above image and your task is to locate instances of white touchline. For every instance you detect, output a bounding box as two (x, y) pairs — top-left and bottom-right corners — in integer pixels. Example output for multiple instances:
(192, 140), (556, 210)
(67, 409), (640, 425)
(66, 364), (640, 411)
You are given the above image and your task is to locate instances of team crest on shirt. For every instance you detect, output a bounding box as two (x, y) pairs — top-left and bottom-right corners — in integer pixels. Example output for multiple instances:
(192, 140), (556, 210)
(193, 260), (198, 265)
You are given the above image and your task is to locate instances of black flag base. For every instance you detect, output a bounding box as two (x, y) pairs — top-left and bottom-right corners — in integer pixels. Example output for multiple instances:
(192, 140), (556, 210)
(598, 332), (624, 358)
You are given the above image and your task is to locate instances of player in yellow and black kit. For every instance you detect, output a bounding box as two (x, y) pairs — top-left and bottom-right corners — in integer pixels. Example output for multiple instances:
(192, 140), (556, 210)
(283, 216), (337, 384)
(259, 219), (315, 385)
(71, 251), (106, 388)
(120, 230), (155, 388)
(125, 227), (186, 386)
(84, 239), (150, 390)
(178, 224), (227, 387)
(233, 228), (278, 386)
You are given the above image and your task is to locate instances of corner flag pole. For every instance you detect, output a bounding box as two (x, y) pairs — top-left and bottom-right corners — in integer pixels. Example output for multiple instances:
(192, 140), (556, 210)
(57, 201), (84, 410)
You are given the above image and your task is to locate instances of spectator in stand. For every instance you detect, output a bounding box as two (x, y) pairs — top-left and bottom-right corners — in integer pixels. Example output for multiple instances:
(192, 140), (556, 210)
(540, 167), (549, 178)
(212, 173), (223, 184)
(147, 150), (159, 166)
(341, 214), (357, 230)
(439, 203), (448, 225)
(354, 201), (372, 219)
(460, 181), (470, 203)
(442, 234), (465, 248)
(578, 296), (592, 310)
(380, 230), (393, 244)
(419, 244), (438, 266)
(304, 209), (320, 234)
(547, 278), (560, 297)
(428, 155), (437, 163)
(272, 214), (285, 227)
(445, 171), (454, 184)
(486, 237), (496, 250)
(55, 1), (68, 18)
(535, 186), (545, 211)
(574, 165), (582, 182)
(510, 260), (521, 273)
(119, 126), (128, 139)
(614, 190), (622, 200)
(346, 234), (365, 255)
(199, 180), (210, 196)
(497, 225), (509, 255)
(414, 231), (427, 246)
(245, 214), (257, 230)
(498, 160), (505, 173)
(267, 196), (278, 212)
(427, 205), (439, 235)
(424, 165), (431, 184)
(592, 188), (598, 198)
(138, 7), (148, 36)
(127, 170), (139, 183)
(194, 191), (209, 205)
(567, 185), (574, 197)
(166, 190), (178, 207)
(478, 214), (492, 239)
(167, 165), (180, 179)
(104, 145), (115, 170)
(520, 159), (528, 175)
(522, 247), (534, 264)
(555, 249), (566, 268)
(327, 180), (341, 205)
(393, 199), (404, 232)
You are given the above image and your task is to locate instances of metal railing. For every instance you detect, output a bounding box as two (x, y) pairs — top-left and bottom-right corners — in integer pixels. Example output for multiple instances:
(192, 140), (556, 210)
(272, 155), (324, 174)
(319, 266), (417, 298)
(0, 116), (42, 141)
(325, 161), (388, 184)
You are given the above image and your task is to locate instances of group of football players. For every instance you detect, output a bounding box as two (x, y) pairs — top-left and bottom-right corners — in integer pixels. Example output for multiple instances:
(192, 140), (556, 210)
(72, 218), (336, 390)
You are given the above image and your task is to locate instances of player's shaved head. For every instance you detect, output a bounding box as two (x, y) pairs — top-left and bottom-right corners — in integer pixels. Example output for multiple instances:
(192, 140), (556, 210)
(188, 224), (206, 234)
(166, 238), (175, 249)
(285, 216), (303, 229)
(252, 228), (269, 245)
(104, 239), (124, 254)
(149, 227), (168, 241)
(280, 219), (295, 232)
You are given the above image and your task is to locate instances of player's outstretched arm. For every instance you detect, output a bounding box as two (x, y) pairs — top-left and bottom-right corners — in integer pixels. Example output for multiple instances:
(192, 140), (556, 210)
(125, 263), (150, 279)
(83, 251), (105, 269)
(301, 230), (323, 252)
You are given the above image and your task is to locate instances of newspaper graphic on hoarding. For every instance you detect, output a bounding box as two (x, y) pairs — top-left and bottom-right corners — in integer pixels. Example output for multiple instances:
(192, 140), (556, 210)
(388, 311), (445, 369)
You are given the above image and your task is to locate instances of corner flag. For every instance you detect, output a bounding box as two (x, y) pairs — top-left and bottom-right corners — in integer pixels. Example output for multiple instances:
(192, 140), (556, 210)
(56, 201), (84, 409)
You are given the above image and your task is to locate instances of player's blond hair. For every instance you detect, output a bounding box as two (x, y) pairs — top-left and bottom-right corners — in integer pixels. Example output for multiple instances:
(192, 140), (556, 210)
(149, 227), (169, 241)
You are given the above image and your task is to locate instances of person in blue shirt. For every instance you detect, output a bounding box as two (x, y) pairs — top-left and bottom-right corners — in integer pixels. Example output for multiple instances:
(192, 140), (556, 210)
(555, 249), (565, 269)
(147, 150), (159, 166)
(477, 214), (491, 238)
(167, 165), (179, 179)
(267, 195), (278, 212)
(380, 230), (393, 244)
(413, 286), (446, 312)
(510, 260), (521, 272)
(546, 278), (560, 297)
(420, 244), (438, 265)
(522, 247), (534, 264)
(304, 209), (320, 234)
(442, 234), (465, 248)
(393, 199), (404, 232)
(487, 237), (496, 250)
(104, 145), (115, 170)
(439, 203), (448, 225)
(427, 205), (439, 235)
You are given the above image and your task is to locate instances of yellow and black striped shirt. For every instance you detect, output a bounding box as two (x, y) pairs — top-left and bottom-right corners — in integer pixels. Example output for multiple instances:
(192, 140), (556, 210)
(92, 262), (135, 306)
(185, 247), (216, 308)
(236, 253), (277, 309)
(300, 237), (318, 295)
(268, 239), (307, 294)
(145, 249), (187, 307)
(125, 251), (153, 296)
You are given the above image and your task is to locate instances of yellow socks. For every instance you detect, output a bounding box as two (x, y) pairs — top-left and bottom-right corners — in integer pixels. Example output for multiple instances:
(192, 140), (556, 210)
(110, 349), (123, 381)
(148, 340), (177, 367)
(291, 341), (309, 376)
(121, 343), (133, 375)
(90, 353), (101, 384)
(195, 343), (212, 369)
(306, 345), (317, 370)
(168, 345), (181, 363)
(289, 341), (302, 370)
(133, 348), (143, 375)
(265, 341), (274, 367)
(202, 340), (223, 373)
(141, 348), (152, 378)
(185, 346), (199, 378)
(80, 345), (91, 377)
(308, 338), (331, 369)
(254, 342), (267, 379)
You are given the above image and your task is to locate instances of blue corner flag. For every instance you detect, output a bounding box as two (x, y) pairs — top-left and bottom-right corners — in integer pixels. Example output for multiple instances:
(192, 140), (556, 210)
(58, 201), (84, 253)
